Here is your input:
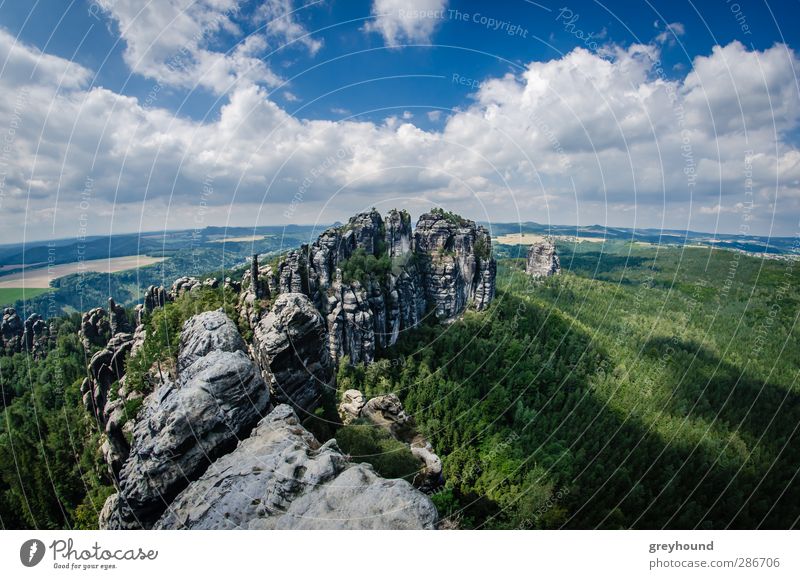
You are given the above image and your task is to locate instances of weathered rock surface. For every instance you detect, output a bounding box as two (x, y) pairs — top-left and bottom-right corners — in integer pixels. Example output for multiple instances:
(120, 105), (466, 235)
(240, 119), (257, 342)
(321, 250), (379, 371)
(1, 307), (23, 353)
(526, 240), (561, 278)
(106, 310), (268, 529)
(414, 211), (496, 320)
(79, 307), (111, 351)
(273, 208), (495, 366)
(252, 293), (332, 413)
(177, 310), (246, 374)
(1, 308), (51, 357)
(154, 405), (438, 530)
(338, 389), (366, 424)
(170, 276), (201, 298)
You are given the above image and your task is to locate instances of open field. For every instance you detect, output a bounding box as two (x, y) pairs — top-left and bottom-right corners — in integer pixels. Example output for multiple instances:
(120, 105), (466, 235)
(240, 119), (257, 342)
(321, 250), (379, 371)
(0, 287), (53, 305)
(495, 233), (607, 245)
(208, 234), (270, 243)
(0, 255), (166, 288)
(494, 233), (547, 245)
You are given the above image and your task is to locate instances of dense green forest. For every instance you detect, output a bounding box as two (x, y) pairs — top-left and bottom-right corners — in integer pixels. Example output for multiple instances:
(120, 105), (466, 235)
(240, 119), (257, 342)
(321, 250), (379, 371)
(339, 241), (800, 529)
(1, 239), (797, 529)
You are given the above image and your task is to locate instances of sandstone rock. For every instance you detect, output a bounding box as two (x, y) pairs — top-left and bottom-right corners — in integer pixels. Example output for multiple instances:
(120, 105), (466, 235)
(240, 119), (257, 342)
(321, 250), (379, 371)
(154, 405), (437, 530)
(414, 210), (496, 320)
(108, 297), (131, 335)
(361, 393), (416, 441)
(271, 209), (495, 365)
(170, 276), (201, 297)
(252, 293), (332, 412)
(525, 239), (561, 278)
(177, 310), (246, 374)
(79, 307), (111, 351)
(1, 307), (23, 353)
(338, 389), (366, 424)
(107, 311), (268, 528)
(326, 280), (375, 365)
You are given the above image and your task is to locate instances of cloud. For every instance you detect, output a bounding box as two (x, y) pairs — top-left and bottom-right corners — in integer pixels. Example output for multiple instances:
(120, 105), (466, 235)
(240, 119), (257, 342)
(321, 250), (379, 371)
(95, 0), (283, 95)
(255, 0), (323, 56)
(2, 21), (800, 242)
(364, 0), (448, 47)
(654, 21), (685, 45)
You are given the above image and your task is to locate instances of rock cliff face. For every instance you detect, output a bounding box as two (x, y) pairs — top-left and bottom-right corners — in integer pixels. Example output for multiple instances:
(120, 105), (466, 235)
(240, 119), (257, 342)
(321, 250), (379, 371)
(103, 310), (269, 529)
(1, 307), (51, 357)
(414, 211), (495, 319)
(154, 404), (437, 530)
(526, 240), (561, 278)
(273, 208), (495, 366)
(251, 293), (332, 413)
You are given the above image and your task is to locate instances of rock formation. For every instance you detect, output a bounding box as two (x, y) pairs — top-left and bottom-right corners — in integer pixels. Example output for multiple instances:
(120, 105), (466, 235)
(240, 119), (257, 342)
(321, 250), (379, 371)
(153, 405), (437, 530)
(526, 239), (561, 278)
(272, 208), (495, 366)
(338, 389), (366, 424)
(169, 276), (201, 297)
(108, 297), (131, 335)
(103, 310), (269, 529)
(252, 293), (332, 413)
(79, 307), (111, 351)
(1, 308), (50, 357)
(414, 210), (495, 319)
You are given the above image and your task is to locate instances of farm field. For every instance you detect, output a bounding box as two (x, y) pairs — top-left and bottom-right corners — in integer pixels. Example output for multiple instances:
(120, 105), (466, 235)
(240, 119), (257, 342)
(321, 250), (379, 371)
(0, 255), (166, 289)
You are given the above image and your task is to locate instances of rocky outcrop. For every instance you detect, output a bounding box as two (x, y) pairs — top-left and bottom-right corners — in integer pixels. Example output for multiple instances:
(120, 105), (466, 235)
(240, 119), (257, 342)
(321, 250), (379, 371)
(80, 332), (134, 426)
(153, 404), (437, 530)
(273, 208), (495, 366)
(1, 308), (50, 357)
(252, 293), (331, 413)
(108, 298), (131, 335)
(170, 276), (201, 298)
(526, 239), (560, 278)
(338, 389), (366, 424)
(238, 255), (273, 331)
(326, 280), (376, 364)
(79, 307), (111, 351)
(414, 211), (496, 320)
(1, 307), (24, 353)
(104, 310), (269, 529)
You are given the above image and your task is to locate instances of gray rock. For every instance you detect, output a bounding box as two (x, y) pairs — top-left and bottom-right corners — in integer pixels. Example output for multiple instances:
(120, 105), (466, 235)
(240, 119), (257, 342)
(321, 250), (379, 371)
(414, 211), (497, 320)
(154, 404), (437, 530)
(526, 239), (561, 278)
(170, 276), (201, 297)
(108, 297), (131, 335)
(177, 310), (246, 374)
(338, 389), (366, 424)
(252, 293), (332, 413)
(109, 312), (268, 528)
(79, 307), (111, 351)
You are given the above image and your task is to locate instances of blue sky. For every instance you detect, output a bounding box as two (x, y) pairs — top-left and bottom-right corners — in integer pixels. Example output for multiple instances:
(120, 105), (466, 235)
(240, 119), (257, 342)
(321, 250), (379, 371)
(0, 0), (799, 242)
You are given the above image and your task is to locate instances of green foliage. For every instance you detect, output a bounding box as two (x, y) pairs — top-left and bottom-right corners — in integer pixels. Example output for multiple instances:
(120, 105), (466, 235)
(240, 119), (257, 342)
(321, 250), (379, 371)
(338, 242), (800, 529)
(430, 207), (468, 226)
(336, 422), (421, 482)
(340, 248), (392, 285)
(0, 318), (108, 529)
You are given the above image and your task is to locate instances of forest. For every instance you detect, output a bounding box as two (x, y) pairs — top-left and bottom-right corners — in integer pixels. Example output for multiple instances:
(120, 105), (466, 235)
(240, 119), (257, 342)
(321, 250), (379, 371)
(1, 239), (797, 529)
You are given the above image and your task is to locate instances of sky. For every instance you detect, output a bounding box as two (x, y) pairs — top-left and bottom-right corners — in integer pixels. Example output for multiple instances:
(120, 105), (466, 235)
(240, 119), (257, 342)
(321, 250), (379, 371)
(0, 0), (799, 244)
